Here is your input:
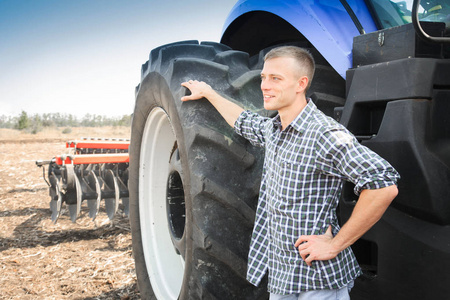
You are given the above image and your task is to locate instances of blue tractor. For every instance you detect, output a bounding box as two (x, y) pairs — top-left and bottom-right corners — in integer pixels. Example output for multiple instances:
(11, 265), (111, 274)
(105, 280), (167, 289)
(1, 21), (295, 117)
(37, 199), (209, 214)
(128, 0), (450, 299)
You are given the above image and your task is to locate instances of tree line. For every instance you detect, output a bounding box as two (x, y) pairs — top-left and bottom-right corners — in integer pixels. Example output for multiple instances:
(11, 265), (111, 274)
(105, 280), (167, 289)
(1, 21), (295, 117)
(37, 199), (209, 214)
(0, 111), (132, 133)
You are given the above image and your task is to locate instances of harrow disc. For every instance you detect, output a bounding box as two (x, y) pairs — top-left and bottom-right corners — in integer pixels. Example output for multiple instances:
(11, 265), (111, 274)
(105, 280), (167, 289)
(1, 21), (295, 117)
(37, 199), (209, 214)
(117, 171), (129, 216)
(67, 174), (82, 222)
(85, 170), (101, 220)
(49, 175), (62, 223)
(103, 169), (120, 220)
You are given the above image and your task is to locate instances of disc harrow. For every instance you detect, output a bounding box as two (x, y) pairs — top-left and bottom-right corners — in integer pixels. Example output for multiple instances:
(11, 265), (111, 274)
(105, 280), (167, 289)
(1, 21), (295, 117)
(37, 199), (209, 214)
(36, 138), (129, 223)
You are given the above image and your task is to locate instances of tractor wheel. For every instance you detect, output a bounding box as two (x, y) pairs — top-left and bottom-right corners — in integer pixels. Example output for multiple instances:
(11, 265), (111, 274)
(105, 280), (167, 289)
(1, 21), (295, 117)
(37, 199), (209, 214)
(128, 41), (268, 300)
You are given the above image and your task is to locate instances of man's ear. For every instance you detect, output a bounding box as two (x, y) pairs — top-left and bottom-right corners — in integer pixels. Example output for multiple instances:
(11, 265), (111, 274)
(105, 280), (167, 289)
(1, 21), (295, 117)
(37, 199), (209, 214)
(297, 76), (308, 93)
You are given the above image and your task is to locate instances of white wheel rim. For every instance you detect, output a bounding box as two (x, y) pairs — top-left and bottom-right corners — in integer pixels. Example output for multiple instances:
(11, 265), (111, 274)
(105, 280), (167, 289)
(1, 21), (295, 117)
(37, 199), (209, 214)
(139, 107), (184, 299)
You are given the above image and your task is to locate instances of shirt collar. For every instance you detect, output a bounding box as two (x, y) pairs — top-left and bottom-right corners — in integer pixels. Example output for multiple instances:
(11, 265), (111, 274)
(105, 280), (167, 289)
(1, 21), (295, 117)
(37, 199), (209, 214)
(271, 98), (316, 134)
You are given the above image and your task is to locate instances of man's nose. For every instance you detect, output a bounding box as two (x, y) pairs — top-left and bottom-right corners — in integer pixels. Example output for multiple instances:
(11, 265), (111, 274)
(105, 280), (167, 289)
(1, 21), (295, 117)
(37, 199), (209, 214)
(261, 78), (269, 90)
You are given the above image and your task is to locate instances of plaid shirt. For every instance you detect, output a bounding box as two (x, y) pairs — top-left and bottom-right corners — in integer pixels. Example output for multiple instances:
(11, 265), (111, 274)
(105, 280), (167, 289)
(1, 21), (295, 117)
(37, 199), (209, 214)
(234, 100), (399, 294)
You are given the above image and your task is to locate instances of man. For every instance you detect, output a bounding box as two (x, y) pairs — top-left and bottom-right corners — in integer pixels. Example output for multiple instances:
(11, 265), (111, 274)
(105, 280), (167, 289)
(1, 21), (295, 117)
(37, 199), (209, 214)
(181, 46), (399, 299)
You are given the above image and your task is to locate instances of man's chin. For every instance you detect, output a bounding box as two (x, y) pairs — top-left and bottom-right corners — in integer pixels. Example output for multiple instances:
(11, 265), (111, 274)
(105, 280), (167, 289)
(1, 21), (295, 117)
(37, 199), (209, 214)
(264, 103), (276, 111)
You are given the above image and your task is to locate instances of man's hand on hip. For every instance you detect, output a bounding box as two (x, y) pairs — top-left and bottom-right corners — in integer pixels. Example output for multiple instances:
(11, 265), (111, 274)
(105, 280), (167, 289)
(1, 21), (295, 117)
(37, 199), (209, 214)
(294, 226), (339, 266)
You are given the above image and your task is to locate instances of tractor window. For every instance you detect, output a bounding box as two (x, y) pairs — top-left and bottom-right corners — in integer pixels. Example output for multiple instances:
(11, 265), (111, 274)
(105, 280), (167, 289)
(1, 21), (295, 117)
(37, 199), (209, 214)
(367, 0), (450, 29)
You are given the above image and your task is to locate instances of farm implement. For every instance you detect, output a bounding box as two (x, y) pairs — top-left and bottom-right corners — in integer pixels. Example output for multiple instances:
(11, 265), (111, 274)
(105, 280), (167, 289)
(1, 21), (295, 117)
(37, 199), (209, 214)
(36, 138), (129, 223)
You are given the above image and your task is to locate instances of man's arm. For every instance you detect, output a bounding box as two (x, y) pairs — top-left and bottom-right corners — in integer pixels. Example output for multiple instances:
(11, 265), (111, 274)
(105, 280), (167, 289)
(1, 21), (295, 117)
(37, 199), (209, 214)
(181, 80), (244, 128)
(294, 184), (398, 266)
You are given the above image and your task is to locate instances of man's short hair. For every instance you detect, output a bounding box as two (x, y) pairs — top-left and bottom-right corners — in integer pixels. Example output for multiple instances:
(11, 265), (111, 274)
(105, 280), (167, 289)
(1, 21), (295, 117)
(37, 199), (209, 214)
(264, 46), (315, 91)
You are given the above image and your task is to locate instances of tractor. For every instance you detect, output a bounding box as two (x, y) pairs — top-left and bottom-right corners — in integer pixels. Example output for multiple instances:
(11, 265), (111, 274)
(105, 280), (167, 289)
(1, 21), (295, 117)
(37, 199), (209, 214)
(129, 0), (450, 299)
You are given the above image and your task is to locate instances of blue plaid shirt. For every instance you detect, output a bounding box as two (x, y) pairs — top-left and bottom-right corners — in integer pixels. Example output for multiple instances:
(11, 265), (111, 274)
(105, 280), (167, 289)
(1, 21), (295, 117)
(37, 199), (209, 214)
(234, 100), (399, 294)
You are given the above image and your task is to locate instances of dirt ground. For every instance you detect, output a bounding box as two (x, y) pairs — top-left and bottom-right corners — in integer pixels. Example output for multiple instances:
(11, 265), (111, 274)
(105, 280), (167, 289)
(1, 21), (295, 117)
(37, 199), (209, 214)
(0, 127), (141, 299)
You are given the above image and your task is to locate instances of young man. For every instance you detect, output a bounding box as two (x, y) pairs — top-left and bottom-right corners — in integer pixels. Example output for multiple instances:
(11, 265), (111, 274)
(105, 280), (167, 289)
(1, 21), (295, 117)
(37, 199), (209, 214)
(181, 46), (399, 299)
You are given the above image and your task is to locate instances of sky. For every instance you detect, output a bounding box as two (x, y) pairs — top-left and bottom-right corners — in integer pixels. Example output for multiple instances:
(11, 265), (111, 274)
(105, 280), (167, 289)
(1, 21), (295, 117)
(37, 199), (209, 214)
(0, 0), (238, 118)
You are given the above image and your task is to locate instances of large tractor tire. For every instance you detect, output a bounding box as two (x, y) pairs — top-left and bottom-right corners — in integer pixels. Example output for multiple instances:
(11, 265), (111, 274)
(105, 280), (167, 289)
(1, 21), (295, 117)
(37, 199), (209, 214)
(128, 41), (345, 299)
(129, 41), (268, 300)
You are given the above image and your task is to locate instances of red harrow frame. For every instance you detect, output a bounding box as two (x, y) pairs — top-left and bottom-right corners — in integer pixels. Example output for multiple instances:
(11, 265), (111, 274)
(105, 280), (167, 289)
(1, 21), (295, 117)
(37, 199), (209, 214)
(36, 138), (129, 223)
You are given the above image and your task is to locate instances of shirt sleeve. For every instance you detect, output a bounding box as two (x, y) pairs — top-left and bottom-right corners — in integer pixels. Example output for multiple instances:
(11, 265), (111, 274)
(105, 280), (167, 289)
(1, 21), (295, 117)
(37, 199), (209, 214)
(315, 128), (400, 195)
(234, 110), (270, 147)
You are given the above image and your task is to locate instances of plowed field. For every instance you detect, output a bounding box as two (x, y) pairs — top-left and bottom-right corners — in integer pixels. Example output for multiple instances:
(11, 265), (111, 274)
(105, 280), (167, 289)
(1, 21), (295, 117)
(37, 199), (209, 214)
(0, 127), (140, 299)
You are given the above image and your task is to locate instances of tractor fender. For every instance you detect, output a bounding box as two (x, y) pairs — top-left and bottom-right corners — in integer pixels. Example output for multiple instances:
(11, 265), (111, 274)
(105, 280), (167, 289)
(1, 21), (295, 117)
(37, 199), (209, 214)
(221, 0), (378, 78)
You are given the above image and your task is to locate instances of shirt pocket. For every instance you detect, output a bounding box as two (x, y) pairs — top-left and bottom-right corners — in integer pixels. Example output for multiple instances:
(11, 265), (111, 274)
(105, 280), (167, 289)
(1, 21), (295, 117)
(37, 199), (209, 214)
(278, 157), (315, 204)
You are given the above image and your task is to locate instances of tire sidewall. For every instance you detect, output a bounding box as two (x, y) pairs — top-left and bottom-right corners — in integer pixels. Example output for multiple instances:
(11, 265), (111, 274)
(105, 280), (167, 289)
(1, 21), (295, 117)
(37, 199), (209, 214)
(129, 72), (193, 299)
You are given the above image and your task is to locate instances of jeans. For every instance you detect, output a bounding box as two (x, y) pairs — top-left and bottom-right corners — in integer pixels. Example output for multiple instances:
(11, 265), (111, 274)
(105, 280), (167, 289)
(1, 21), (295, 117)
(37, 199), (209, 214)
(269, 282), (353, 300)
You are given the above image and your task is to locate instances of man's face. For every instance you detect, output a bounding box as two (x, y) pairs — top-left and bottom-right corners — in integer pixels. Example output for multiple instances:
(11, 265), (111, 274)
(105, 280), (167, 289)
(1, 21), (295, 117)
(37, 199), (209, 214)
(260, 56), (306, 112)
